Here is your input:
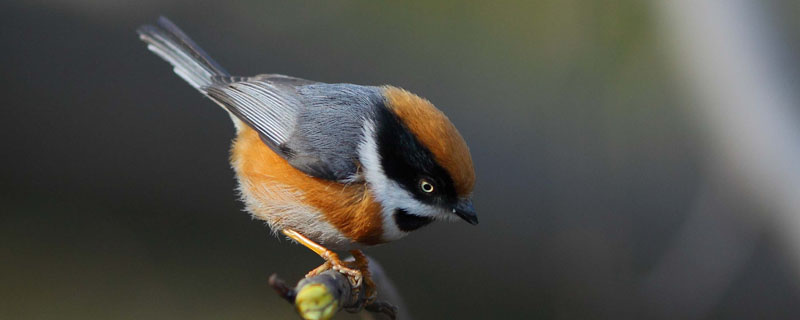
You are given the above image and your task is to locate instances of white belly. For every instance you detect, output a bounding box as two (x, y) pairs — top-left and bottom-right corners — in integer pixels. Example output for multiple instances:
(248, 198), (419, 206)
(236, 178), (362, 250)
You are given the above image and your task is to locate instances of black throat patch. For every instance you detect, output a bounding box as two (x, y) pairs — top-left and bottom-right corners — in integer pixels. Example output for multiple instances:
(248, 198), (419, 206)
(394, 209), (433, 232)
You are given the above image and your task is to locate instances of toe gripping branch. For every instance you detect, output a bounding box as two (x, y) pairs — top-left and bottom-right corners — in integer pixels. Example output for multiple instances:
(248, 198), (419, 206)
(269, 262), (399, 320)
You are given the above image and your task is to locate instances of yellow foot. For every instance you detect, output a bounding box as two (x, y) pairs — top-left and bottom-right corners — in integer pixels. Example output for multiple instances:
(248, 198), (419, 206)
(350, 250), (377, 304)
(281, 229), (363, 288)
(306, 251), (363, 289)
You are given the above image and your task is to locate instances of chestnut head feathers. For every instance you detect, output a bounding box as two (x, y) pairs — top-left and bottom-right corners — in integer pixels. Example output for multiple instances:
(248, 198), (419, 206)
(138, 17), (477, 250)
(364, 87), (477, 239)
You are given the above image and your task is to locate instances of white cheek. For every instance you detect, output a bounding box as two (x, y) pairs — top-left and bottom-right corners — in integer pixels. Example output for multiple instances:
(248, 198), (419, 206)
(358, 121), (445, 240)
(381, 180), (441, 216)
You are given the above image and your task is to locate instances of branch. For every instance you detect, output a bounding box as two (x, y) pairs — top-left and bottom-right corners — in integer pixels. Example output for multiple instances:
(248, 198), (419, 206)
(269, 256), (409, 320)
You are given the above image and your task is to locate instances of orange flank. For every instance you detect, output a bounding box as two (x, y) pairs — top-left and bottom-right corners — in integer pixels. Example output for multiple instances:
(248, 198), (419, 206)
(231, 126), (385, 245)
(383, 86), (476, 197)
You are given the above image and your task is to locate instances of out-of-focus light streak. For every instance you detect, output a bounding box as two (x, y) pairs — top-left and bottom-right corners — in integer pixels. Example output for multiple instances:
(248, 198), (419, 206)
(650, 0), (800, 316)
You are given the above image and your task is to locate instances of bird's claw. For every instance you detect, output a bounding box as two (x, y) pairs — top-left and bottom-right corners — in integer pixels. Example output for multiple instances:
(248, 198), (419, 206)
(332, 264), (363, 288)
(306, 257), (363, 289)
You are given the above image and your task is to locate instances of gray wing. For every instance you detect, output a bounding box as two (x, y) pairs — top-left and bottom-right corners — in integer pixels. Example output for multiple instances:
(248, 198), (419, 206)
(204, 79), (383, 182)
(139, 18), (369, 180)
(213, 73), (317, 86)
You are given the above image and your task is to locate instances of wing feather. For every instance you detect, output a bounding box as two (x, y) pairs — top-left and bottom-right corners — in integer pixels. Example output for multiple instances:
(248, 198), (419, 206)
(139, 17), (366, 181)
(205, 79), (300, 148)
(204, 81), (381, 182)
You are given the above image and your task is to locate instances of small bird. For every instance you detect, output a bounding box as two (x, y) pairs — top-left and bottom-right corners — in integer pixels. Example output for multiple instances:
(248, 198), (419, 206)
(137, 17), (477, 299)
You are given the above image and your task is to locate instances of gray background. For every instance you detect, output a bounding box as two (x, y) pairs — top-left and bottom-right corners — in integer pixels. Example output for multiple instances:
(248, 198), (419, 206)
(2, 1), (800, 319)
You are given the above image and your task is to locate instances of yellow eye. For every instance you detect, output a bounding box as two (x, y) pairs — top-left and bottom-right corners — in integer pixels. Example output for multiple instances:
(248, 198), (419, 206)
(420, 179), (435, 193)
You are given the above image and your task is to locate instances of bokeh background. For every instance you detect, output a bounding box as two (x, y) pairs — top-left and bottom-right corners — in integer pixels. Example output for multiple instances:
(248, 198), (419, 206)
(3, 1), (800, 319)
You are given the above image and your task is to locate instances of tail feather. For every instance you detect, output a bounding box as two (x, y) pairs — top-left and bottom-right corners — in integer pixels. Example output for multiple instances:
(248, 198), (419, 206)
(137, 17), (229, 90)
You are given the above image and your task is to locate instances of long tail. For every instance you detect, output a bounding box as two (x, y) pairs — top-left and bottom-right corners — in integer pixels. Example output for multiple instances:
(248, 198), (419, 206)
(137, 17), (229, 89)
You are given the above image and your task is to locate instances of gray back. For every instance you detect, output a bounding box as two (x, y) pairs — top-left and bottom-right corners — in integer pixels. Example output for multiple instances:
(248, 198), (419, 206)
(286, 84), (384, 181)
(206, 79), (384, 182)
(138, 17), (383, 182)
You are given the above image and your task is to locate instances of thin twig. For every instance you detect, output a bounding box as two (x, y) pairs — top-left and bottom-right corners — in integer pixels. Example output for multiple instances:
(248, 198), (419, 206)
(268, 256), (406, 320)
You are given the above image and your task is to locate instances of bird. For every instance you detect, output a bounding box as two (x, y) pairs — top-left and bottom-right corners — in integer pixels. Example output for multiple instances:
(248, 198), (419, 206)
(137, 17), (477, 300)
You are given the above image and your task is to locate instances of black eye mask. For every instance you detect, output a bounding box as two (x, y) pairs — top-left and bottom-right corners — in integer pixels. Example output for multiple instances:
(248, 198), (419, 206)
(374, 105), (458, 206)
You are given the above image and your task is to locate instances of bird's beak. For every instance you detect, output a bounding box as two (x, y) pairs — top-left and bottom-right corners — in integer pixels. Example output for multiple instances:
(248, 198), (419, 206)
(453, 199), (478, 225)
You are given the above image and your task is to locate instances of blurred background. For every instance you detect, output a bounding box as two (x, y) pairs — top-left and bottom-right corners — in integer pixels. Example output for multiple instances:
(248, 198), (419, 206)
(2, 1), (800, 319)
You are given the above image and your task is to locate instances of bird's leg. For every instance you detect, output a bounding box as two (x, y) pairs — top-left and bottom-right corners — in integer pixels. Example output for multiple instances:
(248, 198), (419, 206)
(281, 229), (363, 288)
(349, 250), (377, 304)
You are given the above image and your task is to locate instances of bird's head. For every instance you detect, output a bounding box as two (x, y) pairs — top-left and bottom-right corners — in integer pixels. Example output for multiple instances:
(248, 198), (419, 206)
(359, 86), (476, 240)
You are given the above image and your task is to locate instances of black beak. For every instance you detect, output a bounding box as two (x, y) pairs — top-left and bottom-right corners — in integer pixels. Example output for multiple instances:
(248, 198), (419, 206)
(453, 199), (478, 225)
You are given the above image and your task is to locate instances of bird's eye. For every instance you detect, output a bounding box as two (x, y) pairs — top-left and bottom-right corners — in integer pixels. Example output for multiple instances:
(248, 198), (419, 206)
(420, 179), (435, 193)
